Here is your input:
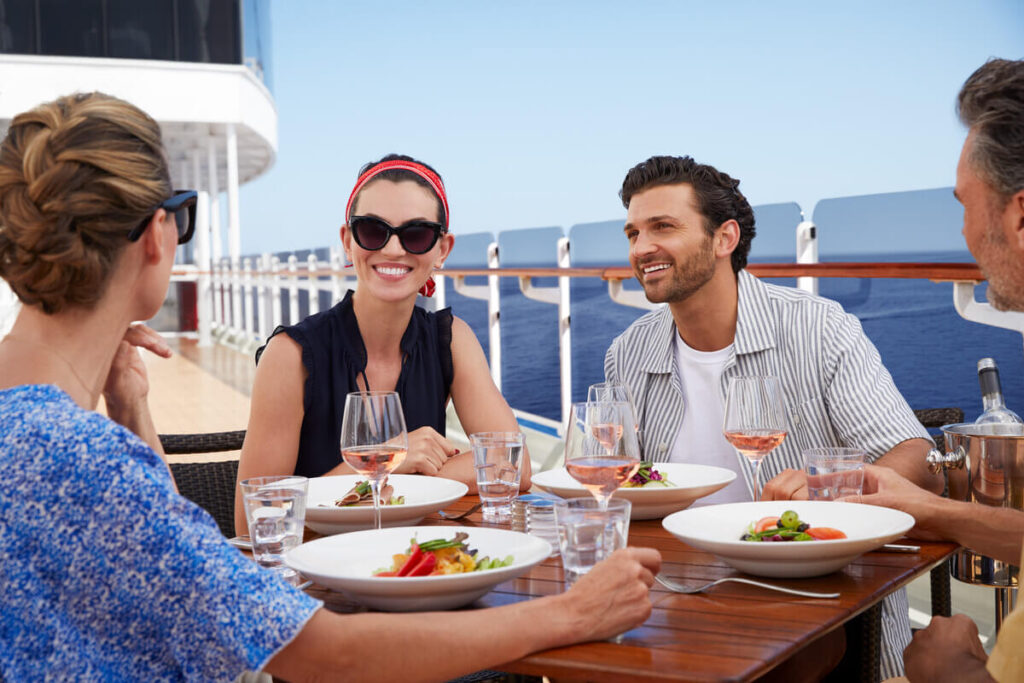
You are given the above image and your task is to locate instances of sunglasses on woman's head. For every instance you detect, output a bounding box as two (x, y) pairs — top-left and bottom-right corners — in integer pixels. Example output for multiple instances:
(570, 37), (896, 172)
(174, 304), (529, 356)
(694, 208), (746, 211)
(348, 215), (444, 255)
(127, 190), (198, 245)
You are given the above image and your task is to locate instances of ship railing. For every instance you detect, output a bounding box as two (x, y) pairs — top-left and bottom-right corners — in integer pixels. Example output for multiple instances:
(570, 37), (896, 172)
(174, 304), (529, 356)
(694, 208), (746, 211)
(173, 256), (1024, 433)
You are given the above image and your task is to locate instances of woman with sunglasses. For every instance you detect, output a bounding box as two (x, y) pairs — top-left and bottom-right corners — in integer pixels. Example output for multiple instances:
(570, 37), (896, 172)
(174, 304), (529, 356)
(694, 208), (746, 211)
(235, 154), (530, 530)
(0, 95), (660, 680)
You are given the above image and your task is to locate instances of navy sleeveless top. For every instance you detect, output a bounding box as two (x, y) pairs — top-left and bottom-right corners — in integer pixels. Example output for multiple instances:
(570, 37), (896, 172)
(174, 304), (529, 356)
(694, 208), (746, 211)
(256, 290), (454, 478)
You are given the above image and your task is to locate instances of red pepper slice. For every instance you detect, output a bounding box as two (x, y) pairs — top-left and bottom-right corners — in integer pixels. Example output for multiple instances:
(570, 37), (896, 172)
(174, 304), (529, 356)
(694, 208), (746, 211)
(407, 552), (437, 577)
(374, 571), (397, 577)
(396, 543), (423, 577)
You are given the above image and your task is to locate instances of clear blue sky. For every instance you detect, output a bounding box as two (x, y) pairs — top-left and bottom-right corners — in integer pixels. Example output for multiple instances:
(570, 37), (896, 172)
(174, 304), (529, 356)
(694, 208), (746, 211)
(237, 0), (1024, 257)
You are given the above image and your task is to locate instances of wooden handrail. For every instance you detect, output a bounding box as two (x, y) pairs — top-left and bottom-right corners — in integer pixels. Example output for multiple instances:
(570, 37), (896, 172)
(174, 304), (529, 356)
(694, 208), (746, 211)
(173, 262), (985, 282)
(601, 262), (984, 282)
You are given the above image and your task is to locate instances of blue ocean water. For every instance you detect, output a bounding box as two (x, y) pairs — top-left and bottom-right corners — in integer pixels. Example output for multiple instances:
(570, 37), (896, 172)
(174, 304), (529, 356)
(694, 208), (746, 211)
(445, 251), (1024, 426)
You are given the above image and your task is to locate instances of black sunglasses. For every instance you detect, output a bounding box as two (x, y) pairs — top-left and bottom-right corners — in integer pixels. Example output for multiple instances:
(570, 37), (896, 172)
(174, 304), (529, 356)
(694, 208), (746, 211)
(349, 215), (444, 255)
(127, 190), (198, 245)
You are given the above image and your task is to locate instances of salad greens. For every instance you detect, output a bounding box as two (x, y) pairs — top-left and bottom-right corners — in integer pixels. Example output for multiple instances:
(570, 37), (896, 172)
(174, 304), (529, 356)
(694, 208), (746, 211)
(624, 462), (675, 488)
(740, 509), (847, 542)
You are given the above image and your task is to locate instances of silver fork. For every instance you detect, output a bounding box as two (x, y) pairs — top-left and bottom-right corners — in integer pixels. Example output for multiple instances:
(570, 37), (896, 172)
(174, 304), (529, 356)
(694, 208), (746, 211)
(655, 573), (839, 599)
(438, 502), (483, 521)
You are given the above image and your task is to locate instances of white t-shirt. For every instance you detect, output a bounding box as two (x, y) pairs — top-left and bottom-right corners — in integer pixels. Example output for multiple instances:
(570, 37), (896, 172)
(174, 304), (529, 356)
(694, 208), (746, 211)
(668, 332), (751, 505)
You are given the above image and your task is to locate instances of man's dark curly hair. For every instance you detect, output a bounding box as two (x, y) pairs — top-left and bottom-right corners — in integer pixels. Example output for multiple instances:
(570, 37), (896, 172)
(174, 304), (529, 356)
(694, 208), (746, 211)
(619, 155), (755, 273)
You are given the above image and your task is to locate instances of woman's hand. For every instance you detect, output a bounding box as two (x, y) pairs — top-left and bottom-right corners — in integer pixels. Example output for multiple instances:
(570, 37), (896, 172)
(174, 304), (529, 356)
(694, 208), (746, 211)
(102, 325), (171, 415)
(102, 325), (171, 455)
(395, 426), (459, 475)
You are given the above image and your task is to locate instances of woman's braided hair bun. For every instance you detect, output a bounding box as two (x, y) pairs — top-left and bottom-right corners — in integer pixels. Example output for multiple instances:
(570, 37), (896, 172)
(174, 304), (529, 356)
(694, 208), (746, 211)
(0, 92), (171, 313)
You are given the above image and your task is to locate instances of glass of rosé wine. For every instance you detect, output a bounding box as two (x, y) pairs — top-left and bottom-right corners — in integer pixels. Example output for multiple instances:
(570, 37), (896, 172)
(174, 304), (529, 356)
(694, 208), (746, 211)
(340, 391), (409, 530)
(722, 376), (788, 502)
(564, 401), (641, 511)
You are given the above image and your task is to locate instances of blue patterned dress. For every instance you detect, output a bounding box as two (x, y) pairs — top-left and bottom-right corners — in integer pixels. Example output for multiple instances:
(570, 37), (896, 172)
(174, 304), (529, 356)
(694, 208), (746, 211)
(0, 385), (321, 681)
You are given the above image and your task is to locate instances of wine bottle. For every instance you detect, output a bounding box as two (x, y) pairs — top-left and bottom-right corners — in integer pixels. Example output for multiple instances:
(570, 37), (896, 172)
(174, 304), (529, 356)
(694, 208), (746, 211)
(975, 358), (1023, 425)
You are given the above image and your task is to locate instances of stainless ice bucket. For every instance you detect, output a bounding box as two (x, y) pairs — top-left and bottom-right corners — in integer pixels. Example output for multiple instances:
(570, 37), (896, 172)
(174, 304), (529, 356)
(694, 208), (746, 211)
(927, 422), (1024, 587)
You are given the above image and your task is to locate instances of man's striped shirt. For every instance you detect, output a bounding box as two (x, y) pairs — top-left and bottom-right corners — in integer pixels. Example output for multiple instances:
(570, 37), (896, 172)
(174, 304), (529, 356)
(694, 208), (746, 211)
(605, 269), (931, 678)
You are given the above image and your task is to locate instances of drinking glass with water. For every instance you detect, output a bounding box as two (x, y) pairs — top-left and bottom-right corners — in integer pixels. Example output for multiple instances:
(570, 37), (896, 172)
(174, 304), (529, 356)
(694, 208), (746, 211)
(470, 431), (524, 522)
(240, 475), (309, 585)
(803, 447), (865, 500)
(554, 497), (631, 586)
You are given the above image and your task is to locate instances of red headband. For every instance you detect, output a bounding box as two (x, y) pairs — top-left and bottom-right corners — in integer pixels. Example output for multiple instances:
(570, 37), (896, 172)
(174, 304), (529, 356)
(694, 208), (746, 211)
(345, 160), (449, 227)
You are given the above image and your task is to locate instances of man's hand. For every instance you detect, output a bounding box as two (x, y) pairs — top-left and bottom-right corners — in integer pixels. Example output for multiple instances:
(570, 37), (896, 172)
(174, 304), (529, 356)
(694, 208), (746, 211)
(854, 465), (947, 541)
(760, 468), (809, 501)
(904, 615), (994, 682)
(394, 426), (458, 475)
(560, 548), (661, 642)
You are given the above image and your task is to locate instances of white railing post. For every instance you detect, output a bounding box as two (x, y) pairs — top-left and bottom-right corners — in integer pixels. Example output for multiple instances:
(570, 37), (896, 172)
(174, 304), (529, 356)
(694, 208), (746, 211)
(216, 258), (227, 336)
(0, 280), (18, 336)
(450, 243), (503, 389)
(256, 253), (269, 342)
(330, 246), (346, 305)
(270, 255), (283, 333)
(211, 260), (220, 334)
(434, 272), (446, 310)
(231, 257), (243, 339)
(194, 190), (213, 347)
(243, 257), (255, 346)
(487, 242), (502, 390)
(517, 237), (572, 431)
(307, 254), (320, 316)
(796, 220), (819, 295)
(557, 238), (572, 430)
(288, 254), (300, 325)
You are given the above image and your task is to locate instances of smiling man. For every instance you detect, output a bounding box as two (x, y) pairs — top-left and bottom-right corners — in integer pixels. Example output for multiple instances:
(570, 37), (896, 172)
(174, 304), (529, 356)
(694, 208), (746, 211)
(603, 155), (942, 679)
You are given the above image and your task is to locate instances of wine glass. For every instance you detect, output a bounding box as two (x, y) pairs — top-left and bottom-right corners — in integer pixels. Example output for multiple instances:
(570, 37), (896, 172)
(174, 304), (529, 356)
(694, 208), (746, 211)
(722, 376), (788, 502)
(587, 381), (635, 407)
(340, 391), (409, 530)
(564, 401), (641, 510)
(588, 382), (642, 448)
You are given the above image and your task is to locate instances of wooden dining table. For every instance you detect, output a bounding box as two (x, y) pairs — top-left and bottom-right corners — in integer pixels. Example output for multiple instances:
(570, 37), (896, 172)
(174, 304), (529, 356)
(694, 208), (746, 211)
(303, 495), (958, 682)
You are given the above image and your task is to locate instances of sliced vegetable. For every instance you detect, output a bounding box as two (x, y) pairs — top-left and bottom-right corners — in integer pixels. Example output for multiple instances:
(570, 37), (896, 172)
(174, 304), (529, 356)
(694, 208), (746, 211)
(406, 552), (438, 577)
(417, 532), (470, 552)
(806, 527), (847, 541)
(395, 543), (423, 577)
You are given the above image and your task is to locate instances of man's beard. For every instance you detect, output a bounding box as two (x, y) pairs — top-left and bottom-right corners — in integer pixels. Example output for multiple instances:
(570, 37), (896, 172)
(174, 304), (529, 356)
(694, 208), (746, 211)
(985, 269), (1024, 311)
(639, 236), (716, 304)
(979, 220), (1024, 311)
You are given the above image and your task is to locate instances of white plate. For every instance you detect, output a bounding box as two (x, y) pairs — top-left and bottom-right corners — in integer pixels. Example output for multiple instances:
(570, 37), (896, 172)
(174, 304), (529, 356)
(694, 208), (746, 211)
(531, 463), (736, 519)
(662, 500), (915, 578)
(285, 525), (551, 611)
(304, 475), (468, 534)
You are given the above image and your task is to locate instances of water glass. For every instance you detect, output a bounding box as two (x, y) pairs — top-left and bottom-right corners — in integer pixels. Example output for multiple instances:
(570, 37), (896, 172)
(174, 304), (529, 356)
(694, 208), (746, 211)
(470, 431), (524, 522)
(804, 447), (866, 500)
(240, 475), (309, 585)
(554, 497), (631, 586)
(513, 494), (560, 556)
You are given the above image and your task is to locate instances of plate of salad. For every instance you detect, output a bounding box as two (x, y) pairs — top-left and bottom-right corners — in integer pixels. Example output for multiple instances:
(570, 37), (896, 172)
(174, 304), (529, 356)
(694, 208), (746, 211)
(304, 475), (468, 535)
(285, 526), (552, 611)
(662, 501), (914, 578)
(531, 463), (736, 519)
